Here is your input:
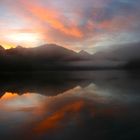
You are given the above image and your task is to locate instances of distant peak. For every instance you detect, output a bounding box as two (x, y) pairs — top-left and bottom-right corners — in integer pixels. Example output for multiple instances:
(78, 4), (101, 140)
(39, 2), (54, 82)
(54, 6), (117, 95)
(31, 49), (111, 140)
(16, 45), (24, 49)
(37, 43), (75, 52)
(0, 45), (5, 50)
(79, 50), (90, 55)
(39, 43), (65, 49)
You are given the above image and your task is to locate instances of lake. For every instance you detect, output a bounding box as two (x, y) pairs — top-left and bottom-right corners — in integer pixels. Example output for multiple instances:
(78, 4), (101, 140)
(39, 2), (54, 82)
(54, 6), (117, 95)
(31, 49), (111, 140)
(0, 71), (140, 140)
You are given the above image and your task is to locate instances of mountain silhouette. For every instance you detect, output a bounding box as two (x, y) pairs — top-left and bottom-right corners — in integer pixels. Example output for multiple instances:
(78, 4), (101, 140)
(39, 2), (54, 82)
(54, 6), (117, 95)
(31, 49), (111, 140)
(0, 45), (4, 51)
(5, 44), (92, 61)
(0, 43), (140, 71)
(79, 50), (92, 60)
(6, 44), (76, 60)
(0, 44), (93, 71)
(91, 42), (140, 69)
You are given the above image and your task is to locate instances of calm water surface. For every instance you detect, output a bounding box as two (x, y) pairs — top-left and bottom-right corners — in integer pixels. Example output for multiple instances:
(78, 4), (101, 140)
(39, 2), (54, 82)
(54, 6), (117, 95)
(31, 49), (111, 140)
(0, 71), (140, 140)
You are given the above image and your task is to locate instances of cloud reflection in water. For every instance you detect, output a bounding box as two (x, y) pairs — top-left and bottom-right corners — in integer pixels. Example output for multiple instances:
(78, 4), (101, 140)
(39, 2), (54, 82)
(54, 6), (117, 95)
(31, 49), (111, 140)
(0, 72), (140, 140)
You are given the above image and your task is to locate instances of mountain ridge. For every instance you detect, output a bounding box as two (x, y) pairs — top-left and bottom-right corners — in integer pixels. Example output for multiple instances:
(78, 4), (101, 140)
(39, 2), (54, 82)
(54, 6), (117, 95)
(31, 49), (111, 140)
(0, 42), (139, 71)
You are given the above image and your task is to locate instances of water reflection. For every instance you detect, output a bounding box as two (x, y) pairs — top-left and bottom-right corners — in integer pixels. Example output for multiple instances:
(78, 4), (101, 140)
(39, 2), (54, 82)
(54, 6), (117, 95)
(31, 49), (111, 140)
(0, 71), (140, 140)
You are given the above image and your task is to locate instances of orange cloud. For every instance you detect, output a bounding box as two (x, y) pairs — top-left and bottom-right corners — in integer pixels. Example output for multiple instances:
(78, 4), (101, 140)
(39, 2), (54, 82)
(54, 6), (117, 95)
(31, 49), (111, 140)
(20, 0), (83, 38)
(33, 100), (84, 135)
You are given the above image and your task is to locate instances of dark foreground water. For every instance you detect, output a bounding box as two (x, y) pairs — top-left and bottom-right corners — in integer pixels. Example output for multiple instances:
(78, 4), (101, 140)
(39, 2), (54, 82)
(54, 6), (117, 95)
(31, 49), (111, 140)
(0, 70), (140, 140)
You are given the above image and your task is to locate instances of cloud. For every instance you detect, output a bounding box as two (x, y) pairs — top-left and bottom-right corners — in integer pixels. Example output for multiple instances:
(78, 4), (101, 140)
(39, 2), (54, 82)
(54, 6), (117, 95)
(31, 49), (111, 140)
(0, 0), (139, 52)
(20, 0), (83, 38)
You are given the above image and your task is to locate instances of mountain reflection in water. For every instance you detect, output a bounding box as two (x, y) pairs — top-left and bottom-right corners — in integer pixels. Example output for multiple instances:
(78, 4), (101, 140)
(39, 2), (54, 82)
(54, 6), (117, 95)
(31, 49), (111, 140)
(0, 71), (140, 140)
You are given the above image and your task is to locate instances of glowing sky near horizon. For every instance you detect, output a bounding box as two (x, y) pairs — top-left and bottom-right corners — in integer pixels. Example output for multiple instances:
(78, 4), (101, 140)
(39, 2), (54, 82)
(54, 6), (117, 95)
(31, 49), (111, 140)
(0, 0), (140, 52)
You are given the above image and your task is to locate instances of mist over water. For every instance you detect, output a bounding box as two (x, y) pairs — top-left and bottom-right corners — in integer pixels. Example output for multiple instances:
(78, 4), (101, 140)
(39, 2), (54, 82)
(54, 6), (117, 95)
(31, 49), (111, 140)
(0, 71), (140, 140)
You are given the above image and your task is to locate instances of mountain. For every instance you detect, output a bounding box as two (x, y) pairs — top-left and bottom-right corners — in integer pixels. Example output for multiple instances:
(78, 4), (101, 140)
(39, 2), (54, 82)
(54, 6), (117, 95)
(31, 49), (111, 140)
(79, 50), (90, 56)
(93, 42), (140, 61)
(0, 42), (140, 71)
(0, 45), (4, 51)
(92, 42), (140, 68)
(5, 44), (93, 61)
(0, 44), (93, 71)
(79, 50), (92, 60)
(6, 44), (77, 60)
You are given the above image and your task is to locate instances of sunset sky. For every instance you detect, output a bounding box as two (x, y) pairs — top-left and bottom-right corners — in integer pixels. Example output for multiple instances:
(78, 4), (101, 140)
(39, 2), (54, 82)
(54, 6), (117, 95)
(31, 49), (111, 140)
(0, 0), (140, 52)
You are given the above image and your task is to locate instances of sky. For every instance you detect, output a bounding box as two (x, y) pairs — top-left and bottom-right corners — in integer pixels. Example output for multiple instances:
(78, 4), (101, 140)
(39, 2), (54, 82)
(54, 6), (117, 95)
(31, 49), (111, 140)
(0, 0), (140, 52)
